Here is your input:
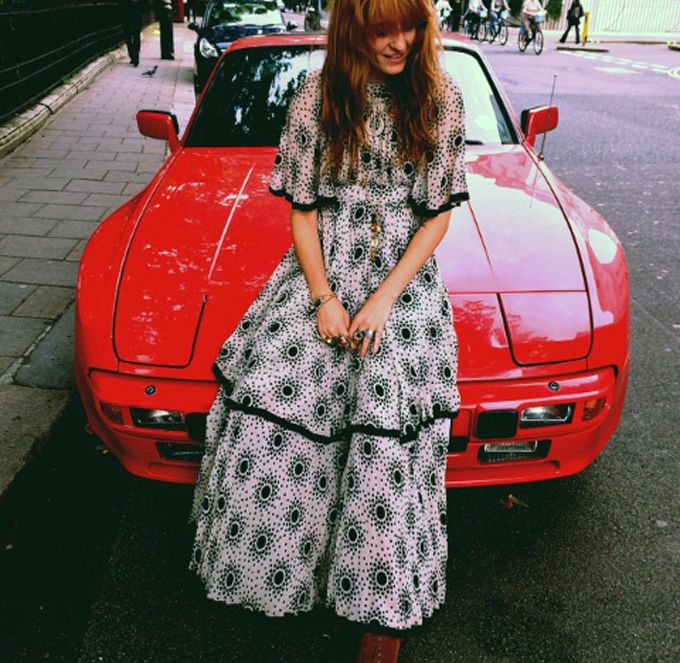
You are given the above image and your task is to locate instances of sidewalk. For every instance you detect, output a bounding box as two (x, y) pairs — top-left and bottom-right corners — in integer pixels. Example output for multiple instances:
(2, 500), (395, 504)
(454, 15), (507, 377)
(0, 24), (196, 498)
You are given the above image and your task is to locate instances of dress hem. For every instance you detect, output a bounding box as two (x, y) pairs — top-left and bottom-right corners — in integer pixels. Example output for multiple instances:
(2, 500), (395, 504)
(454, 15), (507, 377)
(269, 185), (337, 211)
(409, 191), (470, 218)
(212, 363), (458, 445)
(190, 562), (445, 631)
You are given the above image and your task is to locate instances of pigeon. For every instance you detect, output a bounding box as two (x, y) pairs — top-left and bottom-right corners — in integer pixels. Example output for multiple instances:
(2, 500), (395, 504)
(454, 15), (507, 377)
(141, 65), (158, 77)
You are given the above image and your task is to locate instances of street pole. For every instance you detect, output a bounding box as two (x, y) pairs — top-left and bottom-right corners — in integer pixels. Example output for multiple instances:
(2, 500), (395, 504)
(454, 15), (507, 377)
(583, 11), (590, 44)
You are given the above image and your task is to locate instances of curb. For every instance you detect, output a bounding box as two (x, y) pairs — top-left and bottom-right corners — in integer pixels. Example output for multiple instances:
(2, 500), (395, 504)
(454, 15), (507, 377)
(0, 45), (126, 160)
(669, 43), (680, 51)
(0, 385), (71, 502)
(590, 39), (670, 45)
(556, 45), (610, 53)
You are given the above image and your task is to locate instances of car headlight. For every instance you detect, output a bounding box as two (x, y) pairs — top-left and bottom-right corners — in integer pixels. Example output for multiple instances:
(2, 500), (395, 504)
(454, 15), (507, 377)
(131, 408), (186, 431)
(519, 403), (574, 427)
(199, 37), (220, 59)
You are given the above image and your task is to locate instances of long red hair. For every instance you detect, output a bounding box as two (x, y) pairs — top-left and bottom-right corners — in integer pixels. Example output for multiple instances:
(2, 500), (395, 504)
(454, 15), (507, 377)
(321, 0), (444, 177)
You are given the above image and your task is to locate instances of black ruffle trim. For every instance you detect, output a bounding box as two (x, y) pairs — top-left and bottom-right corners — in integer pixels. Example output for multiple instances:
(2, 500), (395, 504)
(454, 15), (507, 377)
(269, 186), (337, 211)
(212, 363), (458, 445)
(409, 191), (470, 218)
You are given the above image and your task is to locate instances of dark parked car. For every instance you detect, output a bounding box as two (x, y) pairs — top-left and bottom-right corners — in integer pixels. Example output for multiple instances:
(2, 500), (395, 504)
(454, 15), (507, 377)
(189, 0), (296, 94)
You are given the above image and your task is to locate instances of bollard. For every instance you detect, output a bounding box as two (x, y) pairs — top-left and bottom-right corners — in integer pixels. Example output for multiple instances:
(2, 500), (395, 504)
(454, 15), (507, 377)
(582, 11), (590, 44)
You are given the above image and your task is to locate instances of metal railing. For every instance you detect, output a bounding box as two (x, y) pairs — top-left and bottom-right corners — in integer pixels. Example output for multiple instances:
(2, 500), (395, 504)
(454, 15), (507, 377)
(0, 0), (153, 123)
(544, 0), (680, 34)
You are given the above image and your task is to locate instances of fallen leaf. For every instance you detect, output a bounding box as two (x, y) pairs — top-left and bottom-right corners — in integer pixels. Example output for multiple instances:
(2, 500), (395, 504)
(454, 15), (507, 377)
(500, 493), (529, 509)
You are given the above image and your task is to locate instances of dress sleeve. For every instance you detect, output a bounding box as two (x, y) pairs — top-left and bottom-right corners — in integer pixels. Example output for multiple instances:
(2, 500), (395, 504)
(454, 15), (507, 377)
(269, 71), (330, 211)
(409, 73), (470, 218)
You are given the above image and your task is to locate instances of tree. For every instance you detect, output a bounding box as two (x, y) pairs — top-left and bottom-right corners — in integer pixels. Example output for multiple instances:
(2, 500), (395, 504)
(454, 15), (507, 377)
(546, 0), (563, 21)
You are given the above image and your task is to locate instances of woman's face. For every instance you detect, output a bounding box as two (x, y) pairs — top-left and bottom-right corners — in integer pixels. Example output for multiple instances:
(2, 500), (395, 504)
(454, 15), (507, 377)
(368, 24), (417, 79)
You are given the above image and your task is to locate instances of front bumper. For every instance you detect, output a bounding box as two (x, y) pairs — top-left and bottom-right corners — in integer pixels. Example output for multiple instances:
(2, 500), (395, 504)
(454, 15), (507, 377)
(445, 362), (628, 487)
(75, 359), (628, 487)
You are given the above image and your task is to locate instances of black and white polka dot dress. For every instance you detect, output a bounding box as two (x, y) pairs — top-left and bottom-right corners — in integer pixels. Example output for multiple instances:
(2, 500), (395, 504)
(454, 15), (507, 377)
(188, 68), (469, 630)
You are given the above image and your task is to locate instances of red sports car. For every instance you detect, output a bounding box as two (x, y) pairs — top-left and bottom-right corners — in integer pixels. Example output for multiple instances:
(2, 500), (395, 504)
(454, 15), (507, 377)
(74, 34), (629, 487)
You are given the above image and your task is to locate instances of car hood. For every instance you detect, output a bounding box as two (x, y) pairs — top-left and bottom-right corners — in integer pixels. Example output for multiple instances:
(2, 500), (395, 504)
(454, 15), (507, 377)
(113, 146), (590, 368)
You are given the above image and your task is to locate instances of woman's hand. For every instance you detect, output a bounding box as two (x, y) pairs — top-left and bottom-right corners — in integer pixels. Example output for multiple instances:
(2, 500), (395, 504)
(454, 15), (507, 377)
(348, 293), (395, 359)
(316, 298), (352, 348)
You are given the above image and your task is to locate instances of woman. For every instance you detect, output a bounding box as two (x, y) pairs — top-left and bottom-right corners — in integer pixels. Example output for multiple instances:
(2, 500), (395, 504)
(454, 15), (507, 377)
(188, 0), (469, 659)
(559, 0), (584, 45)
(521, 0), (544, 45)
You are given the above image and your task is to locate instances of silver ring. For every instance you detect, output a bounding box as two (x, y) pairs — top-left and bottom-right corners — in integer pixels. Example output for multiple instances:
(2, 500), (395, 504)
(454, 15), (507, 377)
(366, 329), (375, 340)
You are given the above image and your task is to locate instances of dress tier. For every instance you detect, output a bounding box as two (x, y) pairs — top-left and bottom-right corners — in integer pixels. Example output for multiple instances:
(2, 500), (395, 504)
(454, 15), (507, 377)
(188, 69), (469, 629)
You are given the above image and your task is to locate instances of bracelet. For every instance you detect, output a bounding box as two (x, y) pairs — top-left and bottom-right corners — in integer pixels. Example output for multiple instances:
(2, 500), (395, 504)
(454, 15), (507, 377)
(311, 292), (336, 312)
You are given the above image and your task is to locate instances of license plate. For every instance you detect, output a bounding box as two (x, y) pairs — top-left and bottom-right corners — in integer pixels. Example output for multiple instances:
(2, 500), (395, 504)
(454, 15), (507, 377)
(483, 440), (539, 454)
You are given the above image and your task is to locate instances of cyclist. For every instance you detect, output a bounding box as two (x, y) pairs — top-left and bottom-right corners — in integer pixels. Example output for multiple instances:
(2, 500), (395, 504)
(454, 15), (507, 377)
(464, 0), (483, 40)
(488, 0), (510, 41)
(436, 0), (452, 30)
(521, 0), (544, 45)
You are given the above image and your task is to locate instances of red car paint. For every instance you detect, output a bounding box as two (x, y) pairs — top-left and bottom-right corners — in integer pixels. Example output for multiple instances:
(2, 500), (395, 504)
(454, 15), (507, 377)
(74, 35), (629, 486)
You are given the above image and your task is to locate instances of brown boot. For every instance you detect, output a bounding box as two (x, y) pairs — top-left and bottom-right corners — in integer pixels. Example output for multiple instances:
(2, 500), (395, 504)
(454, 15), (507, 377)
(355, 632), (401, 663)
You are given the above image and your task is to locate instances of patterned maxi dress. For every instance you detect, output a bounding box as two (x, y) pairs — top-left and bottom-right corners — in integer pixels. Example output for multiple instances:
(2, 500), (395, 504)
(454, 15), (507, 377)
(188, 68), (469, 630)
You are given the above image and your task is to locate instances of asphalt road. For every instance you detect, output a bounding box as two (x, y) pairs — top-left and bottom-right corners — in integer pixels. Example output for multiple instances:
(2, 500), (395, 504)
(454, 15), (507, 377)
(1, 39), (678, 662)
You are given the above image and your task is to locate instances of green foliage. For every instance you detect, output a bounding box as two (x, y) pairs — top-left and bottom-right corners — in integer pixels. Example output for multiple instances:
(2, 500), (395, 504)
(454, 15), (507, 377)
(508, 0), (523, 15)
(546, 0), (563, 20)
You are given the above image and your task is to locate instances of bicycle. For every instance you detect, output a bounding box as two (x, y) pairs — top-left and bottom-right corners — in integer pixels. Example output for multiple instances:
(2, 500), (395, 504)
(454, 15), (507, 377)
(485, 9), (509, 45)
(518, 13), (544, 54)
(463, 14), (482, 41)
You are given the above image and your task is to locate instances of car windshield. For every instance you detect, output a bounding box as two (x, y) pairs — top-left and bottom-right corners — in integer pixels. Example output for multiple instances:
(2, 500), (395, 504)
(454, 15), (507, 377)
(205, 1), (281, 28)
(185, 45), (515, 147)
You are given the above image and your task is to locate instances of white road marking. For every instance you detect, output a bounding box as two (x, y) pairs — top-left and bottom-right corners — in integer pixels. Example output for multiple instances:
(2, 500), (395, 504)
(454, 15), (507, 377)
(594, 66), (639, 74)
(559, 50), (677, 78)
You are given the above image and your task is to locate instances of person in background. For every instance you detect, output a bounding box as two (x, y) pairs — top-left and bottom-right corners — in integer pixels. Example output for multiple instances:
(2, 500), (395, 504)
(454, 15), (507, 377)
(435, 0), (452, 30)
(521, 0), (544, 45)
(559, 0), (584, 44)
(464, 0), (483, 39)
(304, 4), (322, 30)
(119, 0), (143, 67)
(488, 0), (509, 40)
(449, 0), (463, 31)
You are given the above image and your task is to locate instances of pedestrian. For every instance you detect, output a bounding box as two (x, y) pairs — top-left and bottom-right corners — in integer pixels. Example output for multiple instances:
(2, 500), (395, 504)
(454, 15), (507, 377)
(187, 0), (200, 22)
(187, 0), (469, 659)
(304, 5), (322, 30)
(119, 0), (143, 67)
(154, 0), (175, 60)
(559, 0), (584, 44)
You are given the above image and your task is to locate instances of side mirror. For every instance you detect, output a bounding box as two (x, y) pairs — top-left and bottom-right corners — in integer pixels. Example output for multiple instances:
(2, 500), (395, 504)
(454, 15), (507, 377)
(286, 21), (297, 31)
(520, 105), (559, 148)
(136, 110), (180, 153)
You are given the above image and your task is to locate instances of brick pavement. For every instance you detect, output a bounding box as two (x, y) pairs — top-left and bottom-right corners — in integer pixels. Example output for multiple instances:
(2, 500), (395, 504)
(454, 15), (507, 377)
(0, 24), (196, 388)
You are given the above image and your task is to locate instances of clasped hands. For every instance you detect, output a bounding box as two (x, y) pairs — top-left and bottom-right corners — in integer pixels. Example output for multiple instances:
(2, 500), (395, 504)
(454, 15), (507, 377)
(316, 294), (393, 359)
